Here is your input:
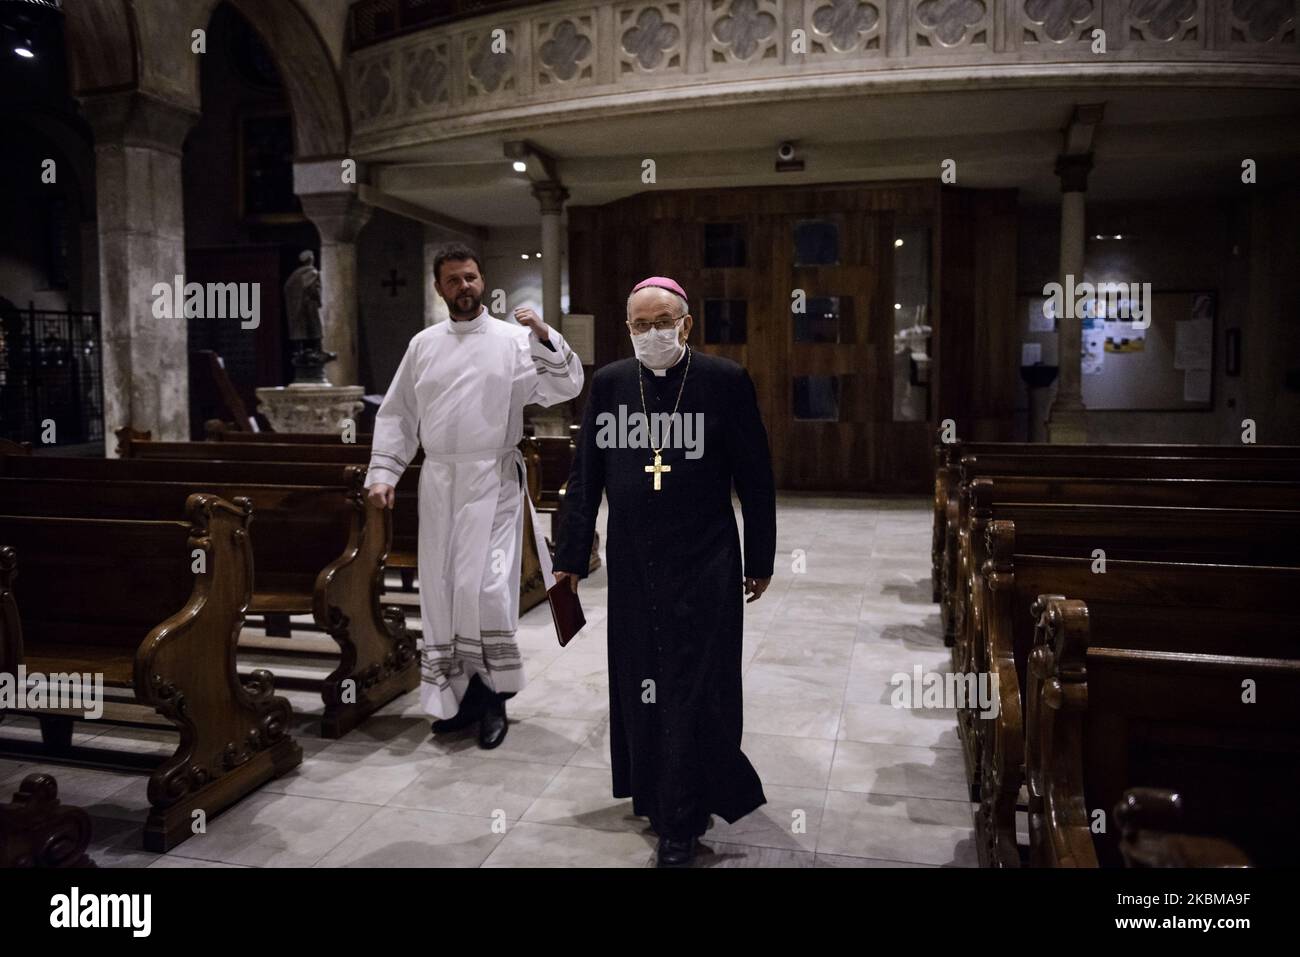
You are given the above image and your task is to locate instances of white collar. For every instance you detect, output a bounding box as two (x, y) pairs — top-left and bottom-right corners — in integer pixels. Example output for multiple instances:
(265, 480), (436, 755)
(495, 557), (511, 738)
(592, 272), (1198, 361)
(646, 343), (686, 376)
(447, 308), (488, 334)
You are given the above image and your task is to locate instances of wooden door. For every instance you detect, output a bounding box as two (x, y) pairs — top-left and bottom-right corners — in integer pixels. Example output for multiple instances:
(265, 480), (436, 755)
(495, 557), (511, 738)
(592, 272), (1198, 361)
(568, 182), (948, 493)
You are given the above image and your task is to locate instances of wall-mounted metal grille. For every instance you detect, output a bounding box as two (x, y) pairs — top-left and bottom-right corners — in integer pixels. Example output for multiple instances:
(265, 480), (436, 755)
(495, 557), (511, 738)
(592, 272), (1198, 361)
(0, 304), (104, 446)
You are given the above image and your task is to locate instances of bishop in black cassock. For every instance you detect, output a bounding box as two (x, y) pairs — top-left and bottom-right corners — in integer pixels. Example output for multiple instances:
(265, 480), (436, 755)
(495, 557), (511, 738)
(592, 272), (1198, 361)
(553, 277), (777, 866)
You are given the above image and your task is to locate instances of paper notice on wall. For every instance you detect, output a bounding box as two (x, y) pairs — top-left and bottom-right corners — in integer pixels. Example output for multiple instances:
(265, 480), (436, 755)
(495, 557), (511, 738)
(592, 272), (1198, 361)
(1183, 368), (1212, 403)
(1104, 320), (1146, 353)
(561, 314), (595, 365)
(1021, 342), (1042, 366)
(1175, 317), (1212, 370)
(1028, 299), (1055, 332)
(1082, 328), (1105, 375)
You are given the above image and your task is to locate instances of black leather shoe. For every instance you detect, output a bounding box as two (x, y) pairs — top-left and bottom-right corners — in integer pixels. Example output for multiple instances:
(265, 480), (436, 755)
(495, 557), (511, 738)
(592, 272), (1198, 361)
(431, 676), (487, 734)
(656, 836), (696, 867)
(478, 694), (508, 749)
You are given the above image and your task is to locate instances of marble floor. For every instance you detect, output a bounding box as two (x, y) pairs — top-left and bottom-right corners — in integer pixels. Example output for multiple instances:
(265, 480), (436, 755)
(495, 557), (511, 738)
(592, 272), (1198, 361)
(0, 495), (975, 868)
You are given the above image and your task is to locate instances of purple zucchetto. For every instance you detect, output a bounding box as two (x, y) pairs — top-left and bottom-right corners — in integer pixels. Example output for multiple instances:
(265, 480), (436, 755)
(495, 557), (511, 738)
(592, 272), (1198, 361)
(630, 276), (688, 303)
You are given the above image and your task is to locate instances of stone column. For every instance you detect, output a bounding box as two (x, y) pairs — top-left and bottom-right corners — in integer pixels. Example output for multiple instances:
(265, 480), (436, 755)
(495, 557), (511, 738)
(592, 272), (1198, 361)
(298, 192), (372, 386)
(532, 182), (569, 331)
(78, 219), (100, 313)
(81, 91), (197, 449)
(1046, 153), (1092, 444)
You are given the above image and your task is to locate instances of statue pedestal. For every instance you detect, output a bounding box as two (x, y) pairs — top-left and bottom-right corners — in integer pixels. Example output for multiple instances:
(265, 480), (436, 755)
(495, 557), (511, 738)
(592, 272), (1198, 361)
(256, 384), (365, 434)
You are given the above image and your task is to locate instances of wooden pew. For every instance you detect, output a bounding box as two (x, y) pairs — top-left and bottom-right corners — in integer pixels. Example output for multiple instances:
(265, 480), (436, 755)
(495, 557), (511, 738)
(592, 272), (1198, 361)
(0, 472), (416, 738)
(191, 426), (597, 574)
(1025, 595), (1300, 868)
(975, 527), (1300, 866)
(120, 436), (375, 465)
(941, 452), (1300, 642)
(113, 433), (569, 609)
(930, 438), (1300, 603)
(956, 499), (1300, 809)
(530, 434), (573, 512)
(0, 496), (302, 851)
(0, 450), (429, 601)
(204, 420), (373, 444)
(951, 475), (1300, 677)
(0, 773), (95, 868)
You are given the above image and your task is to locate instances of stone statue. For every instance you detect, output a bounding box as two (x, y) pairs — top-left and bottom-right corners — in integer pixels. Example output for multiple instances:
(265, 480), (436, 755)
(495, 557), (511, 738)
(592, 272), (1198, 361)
(282, 250), (336, 385)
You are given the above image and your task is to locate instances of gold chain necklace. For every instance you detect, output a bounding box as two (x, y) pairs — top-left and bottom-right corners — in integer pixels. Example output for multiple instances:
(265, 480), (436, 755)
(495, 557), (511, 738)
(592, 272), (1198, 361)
(637, 345), (691, 491)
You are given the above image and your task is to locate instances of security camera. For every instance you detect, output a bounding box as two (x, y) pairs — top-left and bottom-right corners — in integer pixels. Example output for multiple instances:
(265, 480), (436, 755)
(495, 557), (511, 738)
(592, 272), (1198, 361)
(777, 141), (796, 162)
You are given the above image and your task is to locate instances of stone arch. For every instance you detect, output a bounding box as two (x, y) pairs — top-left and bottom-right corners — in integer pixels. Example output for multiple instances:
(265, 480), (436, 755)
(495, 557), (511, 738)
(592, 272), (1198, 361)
(65, 0), (348, 159)
(62, 0), (139, 96)
(198, 0), (349, 159)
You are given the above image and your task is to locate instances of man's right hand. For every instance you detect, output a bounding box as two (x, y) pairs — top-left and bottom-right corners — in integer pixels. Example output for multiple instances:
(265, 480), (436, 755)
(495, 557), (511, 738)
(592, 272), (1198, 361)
(367, 483), (396, 509)
(553, 571), (580, 594)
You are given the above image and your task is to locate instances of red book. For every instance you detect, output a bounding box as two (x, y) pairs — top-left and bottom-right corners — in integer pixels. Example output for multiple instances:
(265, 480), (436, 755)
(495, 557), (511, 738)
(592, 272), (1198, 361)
(525, 484), (587, 646)
(547, 581), (586, 648)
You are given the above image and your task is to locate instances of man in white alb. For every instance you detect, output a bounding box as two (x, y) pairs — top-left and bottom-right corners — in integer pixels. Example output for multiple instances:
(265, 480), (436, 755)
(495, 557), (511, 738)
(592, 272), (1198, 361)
(365, 245), (584, 748)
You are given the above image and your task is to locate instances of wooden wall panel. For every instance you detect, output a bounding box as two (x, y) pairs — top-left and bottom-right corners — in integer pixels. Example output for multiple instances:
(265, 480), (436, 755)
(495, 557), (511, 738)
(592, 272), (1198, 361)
(566, 180), (1016, 492)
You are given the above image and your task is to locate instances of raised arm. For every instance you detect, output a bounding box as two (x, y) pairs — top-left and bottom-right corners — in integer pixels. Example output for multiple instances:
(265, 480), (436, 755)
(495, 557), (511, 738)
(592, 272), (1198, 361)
(514, 309), (584, 407)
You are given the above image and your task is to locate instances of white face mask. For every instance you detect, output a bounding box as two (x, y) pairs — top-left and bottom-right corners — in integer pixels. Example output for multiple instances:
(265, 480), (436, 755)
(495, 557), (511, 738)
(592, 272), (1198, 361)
(632, 319), (685, 369)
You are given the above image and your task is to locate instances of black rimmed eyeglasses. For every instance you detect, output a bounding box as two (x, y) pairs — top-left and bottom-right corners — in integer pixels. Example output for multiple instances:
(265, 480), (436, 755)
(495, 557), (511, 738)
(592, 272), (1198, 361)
(626, 313), (687, 335)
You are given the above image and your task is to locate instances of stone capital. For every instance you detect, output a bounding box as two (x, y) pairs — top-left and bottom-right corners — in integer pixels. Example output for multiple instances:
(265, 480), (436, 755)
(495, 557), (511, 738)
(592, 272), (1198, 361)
(299, 191), (373, 244)
(79, 90), (199, 156)
(294, 159), (368, 196)
(532, 181), (570, 215)
(1054, 153), (1093, 194)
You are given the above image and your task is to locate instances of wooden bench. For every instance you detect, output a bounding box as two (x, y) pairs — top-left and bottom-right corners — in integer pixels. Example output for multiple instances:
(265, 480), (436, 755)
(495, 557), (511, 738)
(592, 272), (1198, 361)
(941, 452), (1300, 642)
(951, 475), (1300, 677)
(0, 773), (95, 868)
(116, 432), (568, 610)
(1026, 594), (1300, 868)
(0, 472), (416, 738)
(930, 438), (1300, 602)
(203, 424), (424, 591)
(200, 425), (598, 577)
(957, 500), (1300, 809)
(0, 496), (302, 851)
(974, 528), (1300, 866)
(204, 420), (373, 444)
(119, 436), (377, 465)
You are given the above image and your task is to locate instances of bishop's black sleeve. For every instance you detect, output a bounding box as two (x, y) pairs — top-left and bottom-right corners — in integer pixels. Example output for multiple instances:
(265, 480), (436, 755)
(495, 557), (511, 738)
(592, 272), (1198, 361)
(553, 374), (605, 577)
(725, 367), (777, 579)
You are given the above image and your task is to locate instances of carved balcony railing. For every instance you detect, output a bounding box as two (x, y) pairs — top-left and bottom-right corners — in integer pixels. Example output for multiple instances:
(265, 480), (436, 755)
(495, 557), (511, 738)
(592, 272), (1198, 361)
(346, 0), (1300, 150)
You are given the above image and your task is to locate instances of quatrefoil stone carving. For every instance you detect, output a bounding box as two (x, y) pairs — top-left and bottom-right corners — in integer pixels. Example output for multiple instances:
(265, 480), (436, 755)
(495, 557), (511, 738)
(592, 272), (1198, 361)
(1129, 0), (1198, 42)
(916, 0), (986, 46)
(541, 20), (592, 81)
(622, 8), (681, 70)
(812, 0), (880, 51)
(1024, 0), (1095, 42)
(713, 0), (778, 60)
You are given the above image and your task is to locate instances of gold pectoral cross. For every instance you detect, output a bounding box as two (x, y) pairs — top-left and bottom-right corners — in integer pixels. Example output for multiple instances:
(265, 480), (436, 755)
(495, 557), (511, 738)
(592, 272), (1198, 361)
(645, 452), (671, 491)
